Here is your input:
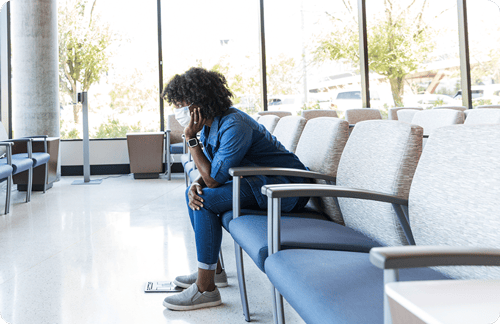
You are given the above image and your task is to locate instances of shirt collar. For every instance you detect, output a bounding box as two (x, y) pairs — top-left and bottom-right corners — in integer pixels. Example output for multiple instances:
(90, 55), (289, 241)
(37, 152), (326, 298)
(206, 114), (222, 146)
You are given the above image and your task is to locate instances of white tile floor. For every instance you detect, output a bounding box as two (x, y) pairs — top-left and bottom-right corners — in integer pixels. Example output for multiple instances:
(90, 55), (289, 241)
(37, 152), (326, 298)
(0, 174), (305, 324)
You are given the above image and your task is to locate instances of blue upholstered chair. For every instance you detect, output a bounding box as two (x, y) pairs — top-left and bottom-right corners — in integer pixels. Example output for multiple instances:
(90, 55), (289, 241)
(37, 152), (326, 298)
(0, 142), (14, 214)
(264, 123), (500, 323)
(0, 126), (36, 205)
(19, 136), (51, 193)
(226, 117), (349, 321)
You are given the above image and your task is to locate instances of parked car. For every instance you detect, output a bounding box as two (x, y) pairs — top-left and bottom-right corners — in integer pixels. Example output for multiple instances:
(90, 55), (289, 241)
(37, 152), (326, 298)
(453, 85), (500, 105)
(404, 93), (461, 109)
(329, 90), (382, 110)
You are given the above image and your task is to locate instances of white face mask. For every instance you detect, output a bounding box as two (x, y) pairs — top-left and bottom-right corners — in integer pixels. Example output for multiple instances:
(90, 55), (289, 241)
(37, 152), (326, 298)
(174, 103), (192, 127)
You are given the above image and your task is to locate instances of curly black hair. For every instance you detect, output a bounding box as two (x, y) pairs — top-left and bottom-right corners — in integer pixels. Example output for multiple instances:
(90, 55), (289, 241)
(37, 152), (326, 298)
(162, 67), (234, 119)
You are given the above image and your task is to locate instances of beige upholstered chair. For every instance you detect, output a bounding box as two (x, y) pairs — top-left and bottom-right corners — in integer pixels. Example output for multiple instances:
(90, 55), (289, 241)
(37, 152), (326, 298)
(476, 105), (500, 109)
(411, 109), (464, 146)
(344, 108), (382, 125)
(300, 109), (338, 120)
(432, 106), (467, 112)
(257, 110), (292, 118)
(464, 108), (500, 125)
(397, 109), (423, 124)
(272, 116), (307, 153)
(388, 107), (422, 120)
(257, 115), (280, 133)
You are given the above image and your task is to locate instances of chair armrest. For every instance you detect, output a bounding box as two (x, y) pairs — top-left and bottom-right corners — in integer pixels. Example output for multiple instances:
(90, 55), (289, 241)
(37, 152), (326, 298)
(370, 246), (500, 270)
(0, 142), (13, 165)
(261, 183), (408, 205)
(3, 138), (33, 158)
(23, 135), (48, 138)
(229, 166), (336, 183)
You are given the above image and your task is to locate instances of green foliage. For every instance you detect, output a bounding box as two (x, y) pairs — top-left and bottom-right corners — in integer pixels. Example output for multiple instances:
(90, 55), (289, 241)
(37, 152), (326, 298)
(58, 0), (116, 123)
(313, 0), (435, 106)
(473, 99), (493, 108)
(93, 119), (141, 139)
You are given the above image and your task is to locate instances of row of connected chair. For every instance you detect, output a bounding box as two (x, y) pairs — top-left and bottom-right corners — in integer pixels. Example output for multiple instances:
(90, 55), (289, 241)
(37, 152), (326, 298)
(0, 125), (50, 215)
(222, 113), (500, 323)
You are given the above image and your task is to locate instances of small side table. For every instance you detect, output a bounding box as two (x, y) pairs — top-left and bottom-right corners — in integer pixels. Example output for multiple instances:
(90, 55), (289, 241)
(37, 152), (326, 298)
(386, 279), (500, 324)
(13, 137), (60, 191)
(126, 132), (164, 179)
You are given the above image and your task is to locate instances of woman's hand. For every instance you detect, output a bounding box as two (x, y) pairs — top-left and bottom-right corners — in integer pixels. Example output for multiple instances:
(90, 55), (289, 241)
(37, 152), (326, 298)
(184, 107), (206, 140)
(188, 182), (204, 210)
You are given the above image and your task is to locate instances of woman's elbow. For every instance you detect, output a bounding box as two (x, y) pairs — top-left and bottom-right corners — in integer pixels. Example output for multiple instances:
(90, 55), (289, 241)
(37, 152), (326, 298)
(204, 178), (221, 189)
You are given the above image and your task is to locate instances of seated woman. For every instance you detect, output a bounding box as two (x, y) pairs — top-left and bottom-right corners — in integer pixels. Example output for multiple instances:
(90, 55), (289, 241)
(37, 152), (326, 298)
(162, 67), (308, 311)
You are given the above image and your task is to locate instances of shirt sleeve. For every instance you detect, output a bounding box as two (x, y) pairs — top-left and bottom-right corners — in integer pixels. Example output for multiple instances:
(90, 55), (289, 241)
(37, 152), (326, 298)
(210, 120), (253, 184)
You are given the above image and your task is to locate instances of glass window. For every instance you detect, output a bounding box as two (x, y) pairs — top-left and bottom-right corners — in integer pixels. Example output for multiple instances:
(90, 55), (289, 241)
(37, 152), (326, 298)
(265, 0), (360, 117)
(366, 0), (462, 114)
(161, 0), (261, 120)
(58, 0), (160, 139)
(468, 0), (500, 107)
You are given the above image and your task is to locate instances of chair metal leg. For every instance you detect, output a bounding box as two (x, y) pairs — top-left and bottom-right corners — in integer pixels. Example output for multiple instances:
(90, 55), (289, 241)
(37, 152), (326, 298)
(219, 249), (225, 270)
(5, 175), (11, 215)
(235, 242), (251, 322)
(26, 168), (32, 202)
(43, 163), (48, 193)
(275, 288), (285, 324)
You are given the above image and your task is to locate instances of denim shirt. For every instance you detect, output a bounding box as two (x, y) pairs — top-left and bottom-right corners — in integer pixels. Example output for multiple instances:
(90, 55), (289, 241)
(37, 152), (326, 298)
(200, 108), (308, 211)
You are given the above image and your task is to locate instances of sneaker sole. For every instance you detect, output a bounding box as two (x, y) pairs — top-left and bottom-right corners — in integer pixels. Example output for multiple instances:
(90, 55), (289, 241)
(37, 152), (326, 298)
(163, 299), (222, 311)
(215, 281), (228, 288)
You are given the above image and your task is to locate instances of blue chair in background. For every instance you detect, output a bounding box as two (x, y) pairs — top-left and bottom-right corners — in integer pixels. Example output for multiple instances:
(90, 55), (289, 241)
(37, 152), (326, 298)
(0, 141), (14, 214)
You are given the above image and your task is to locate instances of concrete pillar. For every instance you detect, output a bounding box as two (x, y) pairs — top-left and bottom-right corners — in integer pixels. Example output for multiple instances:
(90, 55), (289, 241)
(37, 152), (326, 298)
(11, 0), (60, 138)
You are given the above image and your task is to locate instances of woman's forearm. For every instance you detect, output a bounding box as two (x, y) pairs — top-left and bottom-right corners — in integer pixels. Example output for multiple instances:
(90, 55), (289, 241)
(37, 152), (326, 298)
(189, 144), (220, 188)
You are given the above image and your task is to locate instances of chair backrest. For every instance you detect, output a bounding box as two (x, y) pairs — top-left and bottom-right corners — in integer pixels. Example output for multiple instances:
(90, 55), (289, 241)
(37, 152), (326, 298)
(476, 105), (500, 109)
(464, 109), (500, 125)
(272, 116), (306, 153)
(388, 107), (423, 120)
(397, 109), (421, 124)
(411, 109), (464, 136)
(295, 117), (349, 224)
(300, 109), (338, 120)
(409, 124), (500, 280)
(344, 108), (382, 124)
(336, 120), (423, 246)
(167, 114), (184, 144)
(432, 106), (467, 112)
(258, 115), (280, 133)
(257, 110), (292, 118)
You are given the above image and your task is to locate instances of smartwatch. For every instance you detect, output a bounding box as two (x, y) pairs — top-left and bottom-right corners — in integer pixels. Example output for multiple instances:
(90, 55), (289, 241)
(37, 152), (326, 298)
(187, 137), (199, 148)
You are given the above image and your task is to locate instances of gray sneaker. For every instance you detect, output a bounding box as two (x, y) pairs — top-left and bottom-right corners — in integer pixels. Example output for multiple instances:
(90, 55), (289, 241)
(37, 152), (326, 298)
(173, 269), (228, 289)
(163, 284), (222, 311)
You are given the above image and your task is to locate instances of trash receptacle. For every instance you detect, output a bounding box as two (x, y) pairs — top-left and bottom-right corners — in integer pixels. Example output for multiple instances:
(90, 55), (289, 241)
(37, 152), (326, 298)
(126, 132), (164, 179)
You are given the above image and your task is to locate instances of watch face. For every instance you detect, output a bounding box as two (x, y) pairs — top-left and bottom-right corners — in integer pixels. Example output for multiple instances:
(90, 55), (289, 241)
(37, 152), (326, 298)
(188, 138), (198, 147)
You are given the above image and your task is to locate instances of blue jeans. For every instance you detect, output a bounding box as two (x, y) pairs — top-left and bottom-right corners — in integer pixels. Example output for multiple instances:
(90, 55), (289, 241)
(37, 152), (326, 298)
(185, 179), (258, 270)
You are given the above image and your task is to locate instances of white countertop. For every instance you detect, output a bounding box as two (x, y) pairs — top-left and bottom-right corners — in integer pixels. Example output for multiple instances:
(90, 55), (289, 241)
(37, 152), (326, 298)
(386, 279), (500, 324)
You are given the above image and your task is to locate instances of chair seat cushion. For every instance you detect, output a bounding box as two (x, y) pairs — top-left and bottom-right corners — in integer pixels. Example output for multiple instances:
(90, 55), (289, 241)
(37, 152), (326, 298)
(4, 155), (33, 174)
(188, 169), (200, 182)
(229, 216), (381, 272)
(14, 152), (50, 168)
(0, 164), (13, 179)
(170, 142), (184, 154)
(180, 153), (191, 167)
(265, 249), (449, 324)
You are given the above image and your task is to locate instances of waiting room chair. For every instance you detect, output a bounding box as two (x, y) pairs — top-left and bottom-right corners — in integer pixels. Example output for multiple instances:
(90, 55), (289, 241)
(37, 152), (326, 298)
(271, 116), (306, 153)
(369, 123), (500, 324)
(344, 108), (382, 132)
(396, 109), (421, 124)
(258, 115), (280, 133)
(0, 142), (14, 214)
(477, 105), (500, 109)
(226, 117), (350, 321)
(263, 122), (464, 324)
(300, 109), (338, 120)
(432, 106), (467, 111)
(0, 125), (36, 204)
(411, 109), (464, 146)
(388, 107), (422, 120)
(257, 111), (292, 118)
(166, 114), (186, 180)
(464, 108), (500, 125)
